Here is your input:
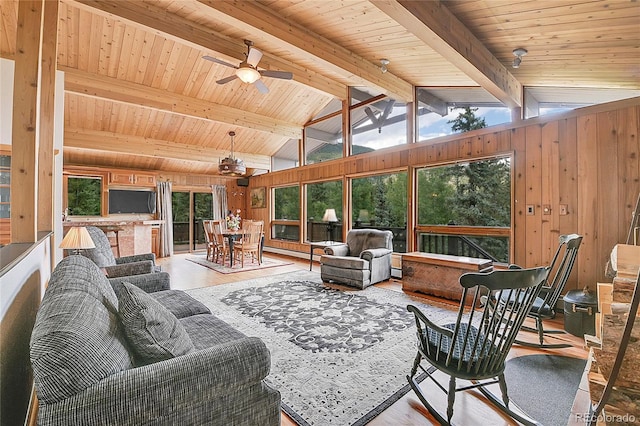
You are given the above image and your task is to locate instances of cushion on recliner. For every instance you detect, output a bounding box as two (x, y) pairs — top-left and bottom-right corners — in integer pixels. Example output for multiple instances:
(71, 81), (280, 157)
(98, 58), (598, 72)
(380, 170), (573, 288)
(320, 255), (369, 270)
(115, 281), (195, 364)
(82, 226), (118, 267)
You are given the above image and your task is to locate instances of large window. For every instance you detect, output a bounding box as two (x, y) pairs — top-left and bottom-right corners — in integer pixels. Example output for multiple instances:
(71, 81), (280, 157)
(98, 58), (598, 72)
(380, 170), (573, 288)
(416, 157), (511, 262)
(305, 113), (343, 165)
(306, 180), (343, 242)
(351, 172), (407, 252)
(416, 87), (511, 143)
(272, 185), (300, 241)
(351, 98), (407, 152)
(67, 176), (102, 216)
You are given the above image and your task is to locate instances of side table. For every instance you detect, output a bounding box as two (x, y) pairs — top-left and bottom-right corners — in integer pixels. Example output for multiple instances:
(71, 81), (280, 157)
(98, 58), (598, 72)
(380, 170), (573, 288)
(309, 241), (338, 271)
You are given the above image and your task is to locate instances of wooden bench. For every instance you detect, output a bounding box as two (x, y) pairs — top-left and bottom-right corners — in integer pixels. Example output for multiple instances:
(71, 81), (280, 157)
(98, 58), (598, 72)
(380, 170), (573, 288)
(402, 252), (492, 302)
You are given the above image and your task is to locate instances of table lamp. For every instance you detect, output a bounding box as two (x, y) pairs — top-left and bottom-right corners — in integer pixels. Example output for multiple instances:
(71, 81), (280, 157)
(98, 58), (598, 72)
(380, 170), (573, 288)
(60, 226), (96, 254)
(322, 208), (338, 241)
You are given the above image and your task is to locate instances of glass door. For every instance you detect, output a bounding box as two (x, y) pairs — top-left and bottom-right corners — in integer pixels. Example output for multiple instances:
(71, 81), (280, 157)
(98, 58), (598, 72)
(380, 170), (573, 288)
(172, 192), (190, 253)
(171, 191), (213, 253)
(193, 192), (213, 251)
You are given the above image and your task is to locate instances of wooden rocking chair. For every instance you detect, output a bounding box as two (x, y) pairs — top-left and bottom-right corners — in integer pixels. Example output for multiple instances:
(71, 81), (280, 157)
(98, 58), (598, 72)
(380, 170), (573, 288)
(407, 266), (549, 426)
(509, 234), (582, 348)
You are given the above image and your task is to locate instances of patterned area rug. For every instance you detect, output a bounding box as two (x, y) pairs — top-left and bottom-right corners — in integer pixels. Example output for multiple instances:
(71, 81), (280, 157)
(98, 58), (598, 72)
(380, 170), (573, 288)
(186, 255), (292, 274)
(186, 270), (458, 426)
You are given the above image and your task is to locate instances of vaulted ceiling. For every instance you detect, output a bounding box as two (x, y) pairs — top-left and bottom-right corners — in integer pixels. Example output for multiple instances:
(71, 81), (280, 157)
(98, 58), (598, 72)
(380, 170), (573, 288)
(1, 0), (639, 177)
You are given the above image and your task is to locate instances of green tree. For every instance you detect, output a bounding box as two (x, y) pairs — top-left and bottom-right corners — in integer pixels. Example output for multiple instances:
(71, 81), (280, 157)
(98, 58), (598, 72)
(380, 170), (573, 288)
(67, 177), (101, 216)
(274, 186), (300, 220)
(448, 106), (487, 132)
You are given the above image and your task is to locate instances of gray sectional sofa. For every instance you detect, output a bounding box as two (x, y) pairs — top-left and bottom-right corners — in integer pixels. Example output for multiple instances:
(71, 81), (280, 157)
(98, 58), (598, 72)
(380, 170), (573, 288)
(30, 255), (280, 425)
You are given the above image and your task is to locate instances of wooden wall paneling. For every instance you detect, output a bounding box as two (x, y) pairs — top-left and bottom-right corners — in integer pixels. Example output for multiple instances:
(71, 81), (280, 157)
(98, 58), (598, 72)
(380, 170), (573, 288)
(597, 110), (622, 283)
(471, 134), (484, 157)
(618, 106), (640, 242)
(496, 129), (511, 153)
(446, 138), (459, 160)
(524, 124), (543, 267)
(576, 113), (599, 289)
(540, 120), (560, 267)
(511, 127), (527, 264)
(558, 116), (579, 290)
(458, 136), (473, 158)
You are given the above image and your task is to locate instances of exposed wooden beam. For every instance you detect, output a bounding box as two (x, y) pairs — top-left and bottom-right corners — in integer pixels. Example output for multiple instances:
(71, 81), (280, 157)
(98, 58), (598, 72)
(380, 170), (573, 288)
(38, 0), (58, 232)
(67, 0), (346, 99)
(61, 67), (302, 139)
(416, 90), (448, 116)
(12, 0), (44, 243)
(65, 129), (271, 170)
(371, 0), (523, 108)
(195, 0), (414, 102)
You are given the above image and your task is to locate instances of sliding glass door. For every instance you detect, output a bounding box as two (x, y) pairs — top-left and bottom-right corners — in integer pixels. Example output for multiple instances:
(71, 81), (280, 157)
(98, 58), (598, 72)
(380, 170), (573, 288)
(172, 191), (213, 253)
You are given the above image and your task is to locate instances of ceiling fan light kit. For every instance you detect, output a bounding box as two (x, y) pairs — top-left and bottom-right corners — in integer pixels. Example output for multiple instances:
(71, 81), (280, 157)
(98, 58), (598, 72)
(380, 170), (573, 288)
(219, 131), (246, 176)
(203, 39), (293, 94)
(236, 64), (261, 84)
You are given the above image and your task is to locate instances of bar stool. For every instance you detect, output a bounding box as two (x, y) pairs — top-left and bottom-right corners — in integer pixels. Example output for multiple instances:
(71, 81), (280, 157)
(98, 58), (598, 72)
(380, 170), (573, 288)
(98, 226), (123, 257)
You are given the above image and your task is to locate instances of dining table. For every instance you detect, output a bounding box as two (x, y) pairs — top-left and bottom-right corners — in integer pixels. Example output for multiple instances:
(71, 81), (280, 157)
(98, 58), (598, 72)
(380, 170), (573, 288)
(221, 229), (246, 267)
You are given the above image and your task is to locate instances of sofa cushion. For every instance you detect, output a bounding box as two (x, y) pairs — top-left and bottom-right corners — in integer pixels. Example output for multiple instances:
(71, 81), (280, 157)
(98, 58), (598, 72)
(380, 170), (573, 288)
(116, 281), (195, 364)
(180, 314), (248, 350)
(30, 256), (134, 404)
(151, 289), (212, 319)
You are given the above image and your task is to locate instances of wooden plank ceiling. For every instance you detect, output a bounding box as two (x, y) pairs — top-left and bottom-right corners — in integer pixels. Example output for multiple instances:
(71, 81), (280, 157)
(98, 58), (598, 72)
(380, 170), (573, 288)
(1, 0), (638, 177)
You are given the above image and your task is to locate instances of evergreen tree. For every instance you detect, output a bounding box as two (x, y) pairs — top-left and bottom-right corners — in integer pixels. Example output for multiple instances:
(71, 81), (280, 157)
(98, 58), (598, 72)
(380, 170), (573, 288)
(448, 106), (486, 132)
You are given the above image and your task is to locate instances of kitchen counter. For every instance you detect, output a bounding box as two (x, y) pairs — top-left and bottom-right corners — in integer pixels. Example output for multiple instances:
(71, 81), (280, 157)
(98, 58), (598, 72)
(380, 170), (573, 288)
(63, 219), (164, 257)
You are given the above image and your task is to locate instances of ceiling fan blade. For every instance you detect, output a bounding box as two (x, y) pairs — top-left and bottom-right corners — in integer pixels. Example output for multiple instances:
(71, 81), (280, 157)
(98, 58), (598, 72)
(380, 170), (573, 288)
(216, 74), (238, 85)
(364, 106), (379, 125)
(254, 79), (269, 94)
(381, 100), (396, 120)
(202, 55), (238, 69)
(246, 47), (263, 67)
(260, 70), (293, 80)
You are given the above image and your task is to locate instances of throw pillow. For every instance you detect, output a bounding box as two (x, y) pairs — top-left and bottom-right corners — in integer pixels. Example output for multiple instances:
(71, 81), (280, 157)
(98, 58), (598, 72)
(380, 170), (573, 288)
(116, 281), (194, 363)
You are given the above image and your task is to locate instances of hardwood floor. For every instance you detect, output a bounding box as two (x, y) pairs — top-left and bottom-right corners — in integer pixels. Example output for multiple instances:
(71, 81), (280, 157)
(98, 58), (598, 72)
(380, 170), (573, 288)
(158, 251), (589, 426)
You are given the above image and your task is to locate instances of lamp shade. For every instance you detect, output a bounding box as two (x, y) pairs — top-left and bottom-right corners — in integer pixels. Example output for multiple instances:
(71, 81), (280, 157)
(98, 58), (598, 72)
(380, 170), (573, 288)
(322, 208), (338, 222)
(60, 227), (96, 251)
(236, 65), (261, 84)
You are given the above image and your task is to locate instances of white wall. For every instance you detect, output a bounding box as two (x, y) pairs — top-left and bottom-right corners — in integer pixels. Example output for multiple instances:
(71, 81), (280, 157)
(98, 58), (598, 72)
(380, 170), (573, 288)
(1, 58), (14, 146)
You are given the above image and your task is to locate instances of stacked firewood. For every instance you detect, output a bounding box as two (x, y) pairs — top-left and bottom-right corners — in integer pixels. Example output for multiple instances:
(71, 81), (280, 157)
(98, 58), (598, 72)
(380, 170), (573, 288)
(586, 244), (639, 425)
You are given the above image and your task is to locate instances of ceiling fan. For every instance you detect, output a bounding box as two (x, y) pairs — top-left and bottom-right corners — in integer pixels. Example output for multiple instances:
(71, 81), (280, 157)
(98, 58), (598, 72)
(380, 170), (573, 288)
(202, 40), (293, 94)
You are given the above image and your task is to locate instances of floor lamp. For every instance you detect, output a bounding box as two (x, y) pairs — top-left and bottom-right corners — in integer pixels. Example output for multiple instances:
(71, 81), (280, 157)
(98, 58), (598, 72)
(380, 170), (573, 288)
(60, 226), (96, 255)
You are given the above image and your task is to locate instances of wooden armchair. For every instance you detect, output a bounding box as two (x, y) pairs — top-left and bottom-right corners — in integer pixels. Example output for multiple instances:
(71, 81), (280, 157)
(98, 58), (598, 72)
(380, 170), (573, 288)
(233, 221), (263, 268)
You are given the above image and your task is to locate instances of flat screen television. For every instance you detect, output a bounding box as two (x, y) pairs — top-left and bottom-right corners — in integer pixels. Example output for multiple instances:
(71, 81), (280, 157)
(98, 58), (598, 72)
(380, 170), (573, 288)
(108, 189), (156, 214)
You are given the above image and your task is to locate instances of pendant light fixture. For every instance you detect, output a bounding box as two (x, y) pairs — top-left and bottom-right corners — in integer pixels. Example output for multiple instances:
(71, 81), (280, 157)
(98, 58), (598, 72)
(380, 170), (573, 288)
(218, 131), (246, 176)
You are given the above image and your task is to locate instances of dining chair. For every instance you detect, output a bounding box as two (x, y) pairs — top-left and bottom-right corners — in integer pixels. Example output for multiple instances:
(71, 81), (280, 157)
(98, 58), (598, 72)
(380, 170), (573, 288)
(233, 221), (263, 267)
(202, 220), (217, 262)
(211, 220), (230, 264)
